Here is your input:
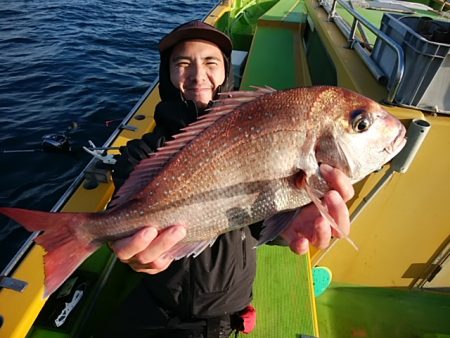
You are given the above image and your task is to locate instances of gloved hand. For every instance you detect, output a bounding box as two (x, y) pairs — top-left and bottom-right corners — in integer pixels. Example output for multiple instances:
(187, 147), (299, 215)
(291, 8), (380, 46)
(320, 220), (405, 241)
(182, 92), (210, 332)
(119, 139), (153, 165)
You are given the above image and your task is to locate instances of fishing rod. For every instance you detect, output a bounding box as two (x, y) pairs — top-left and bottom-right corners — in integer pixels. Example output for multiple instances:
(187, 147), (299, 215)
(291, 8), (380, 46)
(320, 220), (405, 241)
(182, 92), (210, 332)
(0, 122), (78, 154)
(0, 121), (123, 157)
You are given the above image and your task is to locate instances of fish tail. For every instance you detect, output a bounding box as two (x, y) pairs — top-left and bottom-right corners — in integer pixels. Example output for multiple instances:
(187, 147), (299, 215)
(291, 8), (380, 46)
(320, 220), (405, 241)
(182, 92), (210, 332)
(0, 207), (100, 297)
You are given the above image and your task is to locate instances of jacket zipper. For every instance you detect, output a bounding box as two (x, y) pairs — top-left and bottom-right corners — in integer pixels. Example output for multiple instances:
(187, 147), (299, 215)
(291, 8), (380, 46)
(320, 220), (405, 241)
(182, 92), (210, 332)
(241, 229), (247, 268)
(188, 258), (195, 317)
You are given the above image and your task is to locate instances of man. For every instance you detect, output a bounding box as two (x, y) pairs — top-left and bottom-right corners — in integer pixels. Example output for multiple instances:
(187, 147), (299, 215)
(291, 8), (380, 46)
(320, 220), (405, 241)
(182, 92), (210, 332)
(105, 20), (353, 338)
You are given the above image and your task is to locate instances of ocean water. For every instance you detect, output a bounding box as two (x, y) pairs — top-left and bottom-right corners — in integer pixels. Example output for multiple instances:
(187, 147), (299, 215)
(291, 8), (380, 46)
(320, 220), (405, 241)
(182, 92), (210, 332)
(0, 0), (217, 271)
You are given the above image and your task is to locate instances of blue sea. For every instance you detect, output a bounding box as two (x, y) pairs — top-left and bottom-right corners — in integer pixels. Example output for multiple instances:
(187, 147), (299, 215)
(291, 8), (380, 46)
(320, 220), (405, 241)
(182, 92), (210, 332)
(0, 0), (217, 272)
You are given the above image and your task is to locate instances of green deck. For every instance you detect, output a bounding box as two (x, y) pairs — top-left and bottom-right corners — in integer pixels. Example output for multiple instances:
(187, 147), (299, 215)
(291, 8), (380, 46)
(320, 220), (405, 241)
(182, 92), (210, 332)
(316, 283), (450, 337)
(238, 1), (319, 337)
(240, 0), (309, 90)
(249, 246), (317, 337)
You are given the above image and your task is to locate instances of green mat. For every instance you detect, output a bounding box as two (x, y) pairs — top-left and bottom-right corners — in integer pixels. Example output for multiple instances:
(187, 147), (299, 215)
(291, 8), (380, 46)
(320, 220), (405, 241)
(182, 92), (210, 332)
(316, 283), (450, 338)
(249, 245), (318, 337)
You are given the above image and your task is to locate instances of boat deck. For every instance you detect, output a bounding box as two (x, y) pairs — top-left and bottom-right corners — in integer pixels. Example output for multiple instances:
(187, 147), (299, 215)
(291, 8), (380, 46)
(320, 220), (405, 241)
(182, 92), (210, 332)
(2, 0), (450, 337)
(317, 283), (450, 337)
(239, 1), (319, 336)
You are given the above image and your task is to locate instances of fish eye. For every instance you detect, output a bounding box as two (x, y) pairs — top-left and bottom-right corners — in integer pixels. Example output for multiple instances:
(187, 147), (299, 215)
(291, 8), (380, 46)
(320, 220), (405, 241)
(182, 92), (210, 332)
(351, 110), (372, 133)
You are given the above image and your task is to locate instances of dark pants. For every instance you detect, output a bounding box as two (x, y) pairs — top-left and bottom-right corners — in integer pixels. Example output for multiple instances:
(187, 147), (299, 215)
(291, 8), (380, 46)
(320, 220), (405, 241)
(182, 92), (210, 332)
(96, 282), (235, 338)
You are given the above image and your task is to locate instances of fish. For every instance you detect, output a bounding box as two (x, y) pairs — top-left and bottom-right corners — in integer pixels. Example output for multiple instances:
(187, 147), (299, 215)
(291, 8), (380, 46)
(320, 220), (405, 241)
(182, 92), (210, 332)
(0, 86), (406, 297)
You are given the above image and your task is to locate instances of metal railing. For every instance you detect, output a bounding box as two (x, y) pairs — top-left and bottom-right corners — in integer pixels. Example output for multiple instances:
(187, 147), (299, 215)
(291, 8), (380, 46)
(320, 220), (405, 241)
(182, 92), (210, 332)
(319, 0), (405, 103)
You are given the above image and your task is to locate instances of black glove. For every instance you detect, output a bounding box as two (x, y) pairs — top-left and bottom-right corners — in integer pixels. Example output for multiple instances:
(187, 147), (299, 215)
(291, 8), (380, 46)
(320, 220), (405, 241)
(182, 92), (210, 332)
(119, 139), (152, 165)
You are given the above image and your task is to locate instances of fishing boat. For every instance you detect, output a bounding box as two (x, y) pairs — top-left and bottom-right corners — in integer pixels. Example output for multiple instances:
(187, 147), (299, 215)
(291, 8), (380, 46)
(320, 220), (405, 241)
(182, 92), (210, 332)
(1, 0), (449, 337)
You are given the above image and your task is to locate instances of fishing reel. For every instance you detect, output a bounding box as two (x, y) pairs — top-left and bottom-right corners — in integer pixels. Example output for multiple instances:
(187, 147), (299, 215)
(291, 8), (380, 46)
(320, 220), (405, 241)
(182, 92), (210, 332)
(1, 122), (78, 154)
(41, 122), (78, 153)
(41, 134), (71, 152)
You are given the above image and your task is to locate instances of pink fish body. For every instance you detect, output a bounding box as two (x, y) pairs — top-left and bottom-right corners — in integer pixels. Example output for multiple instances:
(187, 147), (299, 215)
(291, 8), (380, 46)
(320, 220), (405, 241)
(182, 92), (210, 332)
(0, 86), (406, 297)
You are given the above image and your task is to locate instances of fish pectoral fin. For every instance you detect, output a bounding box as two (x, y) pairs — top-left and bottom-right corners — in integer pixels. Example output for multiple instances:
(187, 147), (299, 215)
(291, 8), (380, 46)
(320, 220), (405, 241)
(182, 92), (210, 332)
(334, 138), (356, 177)
(304, 179), (358, 251)
(162, 238), (217, 260)
(257, 209), (300, 246)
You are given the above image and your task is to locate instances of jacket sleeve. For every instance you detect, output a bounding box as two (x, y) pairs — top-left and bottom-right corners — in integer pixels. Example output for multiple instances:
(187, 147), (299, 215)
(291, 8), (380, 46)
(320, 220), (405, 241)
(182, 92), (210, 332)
(112, 100), (198, 190)
(248, 221), (289, 246)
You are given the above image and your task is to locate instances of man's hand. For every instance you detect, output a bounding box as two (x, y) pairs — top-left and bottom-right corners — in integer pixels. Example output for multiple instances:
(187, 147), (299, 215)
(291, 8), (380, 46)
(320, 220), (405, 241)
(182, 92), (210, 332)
(109, 225), (186, 274)
(110, 164), (353, 272)
(281, 164), (354, 255)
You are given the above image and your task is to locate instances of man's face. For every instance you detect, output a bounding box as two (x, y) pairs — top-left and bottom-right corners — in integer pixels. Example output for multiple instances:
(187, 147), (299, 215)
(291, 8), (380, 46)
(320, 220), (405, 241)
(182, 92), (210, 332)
(169, 39), (226, 108)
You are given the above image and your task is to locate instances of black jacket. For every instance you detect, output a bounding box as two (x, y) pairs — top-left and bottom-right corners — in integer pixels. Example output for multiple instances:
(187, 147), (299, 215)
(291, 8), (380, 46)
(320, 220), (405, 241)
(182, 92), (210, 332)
(112, 100), (258, 319)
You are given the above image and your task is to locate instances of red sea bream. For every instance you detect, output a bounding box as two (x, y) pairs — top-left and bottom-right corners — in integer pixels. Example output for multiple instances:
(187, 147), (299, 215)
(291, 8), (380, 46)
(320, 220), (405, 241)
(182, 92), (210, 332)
(0, 86), (407, 297)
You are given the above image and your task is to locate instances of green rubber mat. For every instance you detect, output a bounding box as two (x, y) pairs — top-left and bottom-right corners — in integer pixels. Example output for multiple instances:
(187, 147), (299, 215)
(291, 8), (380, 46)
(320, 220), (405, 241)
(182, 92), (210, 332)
(249, 245), (318, 337)
(316, 283), (450, 338)
(240, 2), (318, 335)
(240, 0), (309, 90)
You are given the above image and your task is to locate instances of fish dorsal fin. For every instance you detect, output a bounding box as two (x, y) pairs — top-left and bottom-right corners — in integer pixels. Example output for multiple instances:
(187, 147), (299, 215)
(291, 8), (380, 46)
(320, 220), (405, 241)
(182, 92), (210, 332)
(213, 86), (276, 107)
(109, 87), (274, 209)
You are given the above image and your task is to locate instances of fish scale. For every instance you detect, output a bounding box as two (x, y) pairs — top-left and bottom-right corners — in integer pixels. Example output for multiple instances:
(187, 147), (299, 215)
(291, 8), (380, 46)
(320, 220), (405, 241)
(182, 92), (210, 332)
(139, 133), (308, 234)
(0, 86), (407, 297)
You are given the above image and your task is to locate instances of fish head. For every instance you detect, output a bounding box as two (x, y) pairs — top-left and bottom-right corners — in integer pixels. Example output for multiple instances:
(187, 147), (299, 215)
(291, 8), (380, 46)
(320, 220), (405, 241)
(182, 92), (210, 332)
(315, 89), (406, 183)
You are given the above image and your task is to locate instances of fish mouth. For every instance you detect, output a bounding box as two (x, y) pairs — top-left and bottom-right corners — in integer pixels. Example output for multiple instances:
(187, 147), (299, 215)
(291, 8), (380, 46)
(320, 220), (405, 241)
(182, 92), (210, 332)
(383, 124), (407, 155)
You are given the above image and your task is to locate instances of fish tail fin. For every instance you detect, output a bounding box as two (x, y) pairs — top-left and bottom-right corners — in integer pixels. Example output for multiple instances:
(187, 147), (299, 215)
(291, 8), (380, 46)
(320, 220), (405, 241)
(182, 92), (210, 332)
(0, 207), (100, 297)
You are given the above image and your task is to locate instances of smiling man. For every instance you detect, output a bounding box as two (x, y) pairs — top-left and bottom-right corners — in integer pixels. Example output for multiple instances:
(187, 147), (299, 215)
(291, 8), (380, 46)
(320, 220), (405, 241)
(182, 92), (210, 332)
(105, 20), (353, 338)
(169, 39), (226, 108)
